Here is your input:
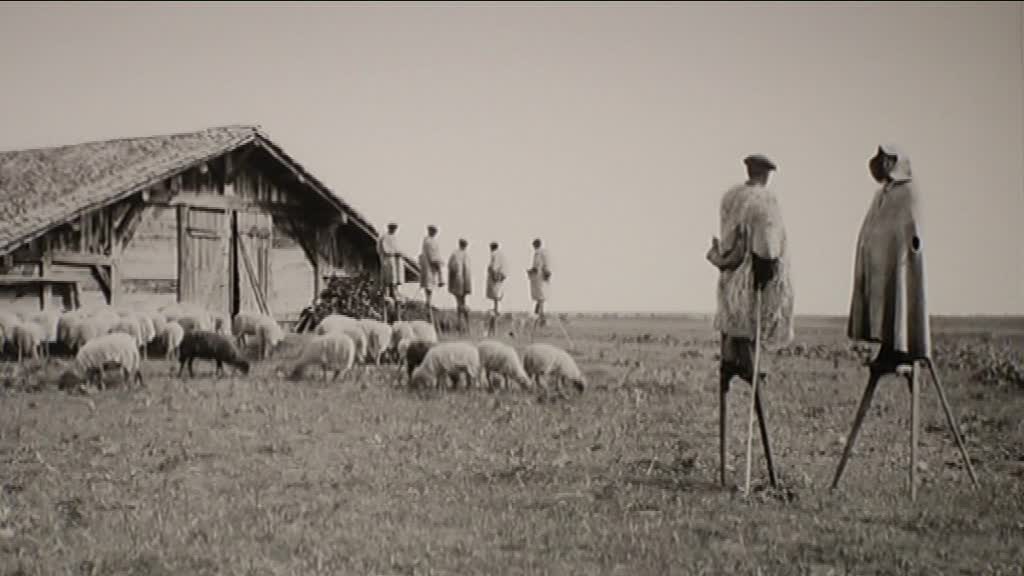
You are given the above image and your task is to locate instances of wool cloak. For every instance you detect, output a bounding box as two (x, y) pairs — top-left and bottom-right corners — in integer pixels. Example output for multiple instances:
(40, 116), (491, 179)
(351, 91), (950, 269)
(486, 250), (508, 301)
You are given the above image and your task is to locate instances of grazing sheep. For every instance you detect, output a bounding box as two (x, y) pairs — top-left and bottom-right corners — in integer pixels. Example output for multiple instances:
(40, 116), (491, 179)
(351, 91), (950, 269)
(402, 339), (436, 382)
(176, 313), (211, 334)
(279, 333), (356, 382)
(30, 310), (61, 356)
(10, 322), (44, 364)
(476, 340), (532, 390)
(66, 316), (112, 354)
(317, 320), (366, 363)
(146, 311), (167, 339)
(254, 315), (285, 360)
(409, 341), (480, 390)
(65, 332), (144, 391)
(315, 314), (360, 336)
(211, 312), (232, 338)
(522, 343), (586, 394)
(177, 330), (250, 378)
(390, 321), (416, 353)
(407, 320), (439, 343)
(161, 321), (185, 361)
(359, 319), (393, 365)
(232, 311), (262, 348)
(57, 311), (84, 352)
(109, 317), (143, 348)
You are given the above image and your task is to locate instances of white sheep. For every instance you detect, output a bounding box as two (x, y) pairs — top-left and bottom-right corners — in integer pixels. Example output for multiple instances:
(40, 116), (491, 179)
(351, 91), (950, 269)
(146, 311), (167, 339)
(10, 321), (45, 364)
(232, 311), (262, 348)
(407, 320), (439, 343)
(521, 343), (586, 394)
(315, 314), (361, 336)
(410, 341), (481, 390)
(65, 332), (144, 391)
(476, 340), (532, 390)
(161, 321), (185, 361)
(67, 317), (114, 354)
(317, 319), (366, 363)
(278, 332), (356, 383)
(30, 310), (61, 356)
(109, 317), (144, 348)
(254, 315), (285, 360)
(390, 321), (416, 353)
(358, 319), (393, 365)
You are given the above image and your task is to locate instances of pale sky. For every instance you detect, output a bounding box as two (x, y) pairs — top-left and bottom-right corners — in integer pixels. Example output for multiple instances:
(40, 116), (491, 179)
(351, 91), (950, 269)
(1, 1), (1021, 315)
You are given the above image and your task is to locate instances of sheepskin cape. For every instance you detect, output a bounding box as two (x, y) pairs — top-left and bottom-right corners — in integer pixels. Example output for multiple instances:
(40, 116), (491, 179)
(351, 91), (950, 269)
(528, 248), (551, 302)
(712, 182), (794, 346)
(486, 250), (508, 301)
(418, 236), (444, 290)
(447, 249), (472, 297)
(377, 233), (404, 286)
(848, 154), (930, 359)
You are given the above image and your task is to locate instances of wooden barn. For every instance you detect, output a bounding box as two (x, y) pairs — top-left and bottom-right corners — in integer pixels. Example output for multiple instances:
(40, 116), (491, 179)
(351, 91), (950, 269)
(0, 125), (419, 320)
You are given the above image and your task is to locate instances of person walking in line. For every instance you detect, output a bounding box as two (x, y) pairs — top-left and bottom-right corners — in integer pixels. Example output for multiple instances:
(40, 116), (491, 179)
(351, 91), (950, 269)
(377, 222), (404, 321)
(418, 224), (445, 325)
(447, 238), (473, 334)
(485, 241), (507, 336)
(527, 238), (551, 327)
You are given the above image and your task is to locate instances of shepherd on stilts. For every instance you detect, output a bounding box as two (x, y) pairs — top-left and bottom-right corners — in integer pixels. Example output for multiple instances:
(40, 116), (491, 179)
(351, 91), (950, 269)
(448, 238), (473, 335)
(705, 154), (794, 494)
(419, 225), (445, 329)
(485, 241), (507, 337)
(832, 145), (978, 501)
(378, 222), (404, 323)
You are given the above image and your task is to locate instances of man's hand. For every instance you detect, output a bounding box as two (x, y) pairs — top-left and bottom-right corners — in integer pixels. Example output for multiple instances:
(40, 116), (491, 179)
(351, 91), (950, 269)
(752, 254), (778, 290)
(706, 237), (720, 266)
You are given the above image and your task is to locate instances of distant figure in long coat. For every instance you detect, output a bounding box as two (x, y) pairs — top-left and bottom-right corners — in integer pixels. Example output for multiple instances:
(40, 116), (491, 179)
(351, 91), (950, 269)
(705, 154), (794, 488)
(447, 238), (473, 333)
(849, 144), (930, 366)
(485, 242), (507, 336)
(380, 219), (403, 291)
(486, 242), (507, 312)
(418, 225), (445, 321)
(527, 238), (551, 326)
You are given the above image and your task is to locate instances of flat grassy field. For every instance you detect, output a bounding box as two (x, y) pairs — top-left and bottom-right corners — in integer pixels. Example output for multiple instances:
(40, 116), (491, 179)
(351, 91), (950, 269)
(1, 315), (1023, 575)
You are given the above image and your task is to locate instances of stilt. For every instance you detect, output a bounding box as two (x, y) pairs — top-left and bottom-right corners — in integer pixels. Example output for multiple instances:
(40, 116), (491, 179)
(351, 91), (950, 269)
(908, 364), (919, 501)
(925, 359), (979, 487)
(743, 289), (763, 497)
(831, 372), (881, 490)
(719, 371), (729, 487)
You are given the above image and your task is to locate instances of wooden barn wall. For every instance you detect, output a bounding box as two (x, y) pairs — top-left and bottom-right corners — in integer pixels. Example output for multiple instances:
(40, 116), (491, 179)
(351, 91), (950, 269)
(118, 205), (178, 309)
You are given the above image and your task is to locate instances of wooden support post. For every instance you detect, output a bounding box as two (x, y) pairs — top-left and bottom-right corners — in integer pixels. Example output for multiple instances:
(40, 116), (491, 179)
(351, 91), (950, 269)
(39, 237), (52, 311)
(177, 205), (187, 303)
(109, 208), (121, 306)
(223, 153), (235, 197)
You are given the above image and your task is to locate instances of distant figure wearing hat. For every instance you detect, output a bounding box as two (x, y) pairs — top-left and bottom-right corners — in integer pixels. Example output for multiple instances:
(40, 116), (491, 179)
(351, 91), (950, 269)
(418, 225), (445, 322)
(705, 154), (794, 488)
(447, 238), (473, 334)
(485, 242), (507, 336)
(849, 145), (930, 367)
(527, 238), (552, 327)
(377, 223), (404, 319)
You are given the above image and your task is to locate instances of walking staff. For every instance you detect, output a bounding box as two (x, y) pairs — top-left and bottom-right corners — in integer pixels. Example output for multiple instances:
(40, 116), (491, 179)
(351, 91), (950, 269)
(705, 154), (794, 494)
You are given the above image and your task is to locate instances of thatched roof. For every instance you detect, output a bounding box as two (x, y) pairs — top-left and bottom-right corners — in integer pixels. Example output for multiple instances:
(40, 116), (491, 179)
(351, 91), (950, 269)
(0, 125), (420, 279)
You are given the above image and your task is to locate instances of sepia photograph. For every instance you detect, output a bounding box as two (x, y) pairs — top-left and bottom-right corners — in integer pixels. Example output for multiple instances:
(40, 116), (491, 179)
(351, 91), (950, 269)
(0, 1), (1022, 574)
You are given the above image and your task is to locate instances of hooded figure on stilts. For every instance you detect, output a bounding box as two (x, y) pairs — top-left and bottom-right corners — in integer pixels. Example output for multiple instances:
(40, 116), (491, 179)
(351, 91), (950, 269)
(705, 154), (794, 491)
(832, 145), (977, 500)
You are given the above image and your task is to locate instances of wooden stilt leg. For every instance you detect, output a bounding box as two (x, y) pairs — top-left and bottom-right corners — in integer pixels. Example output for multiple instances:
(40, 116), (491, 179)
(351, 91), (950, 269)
(755, 387), (777, 487)
(720, 371), (729, 487)
(909, 364), (920, 502)
(743, 290), (763, 497)
(925, 359), (979, 487)
(831, 373), (881, 490)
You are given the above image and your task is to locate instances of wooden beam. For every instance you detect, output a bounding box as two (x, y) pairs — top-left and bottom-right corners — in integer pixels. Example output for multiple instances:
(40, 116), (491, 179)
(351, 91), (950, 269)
(169, 192), (259, 212)
(177, 205), (187, 303)
(115, 199), (146, 251)
(90, 265), (111, 303)
(0, 275), (81, 286)
(109, 212), (121, 306)
(50, 251), (111, 267)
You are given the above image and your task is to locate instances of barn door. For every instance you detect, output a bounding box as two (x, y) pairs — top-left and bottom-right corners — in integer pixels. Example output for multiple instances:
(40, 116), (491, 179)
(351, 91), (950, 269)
(235, 210), (273, 317)
(178, 206), (231, 316)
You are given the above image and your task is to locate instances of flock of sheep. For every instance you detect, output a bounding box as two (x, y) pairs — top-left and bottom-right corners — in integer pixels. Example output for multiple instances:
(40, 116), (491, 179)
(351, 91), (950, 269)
(0, 303), (585, 397)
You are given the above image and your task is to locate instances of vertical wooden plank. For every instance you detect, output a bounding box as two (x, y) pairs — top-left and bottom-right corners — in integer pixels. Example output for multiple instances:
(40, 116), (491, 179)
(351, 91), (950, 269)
(109, 210), (121, 306)
(177, 205), (187, 303)
(909, 364), (919, 502)
(39, 236), (52, 311)
(224, 154), (235, 197)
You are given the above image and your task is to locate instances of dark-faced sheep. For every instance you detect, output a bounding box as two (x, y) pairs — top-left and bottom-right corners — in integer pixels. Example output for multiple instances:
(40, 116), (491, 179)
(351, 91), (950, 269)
(177, 330), (250, 379)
